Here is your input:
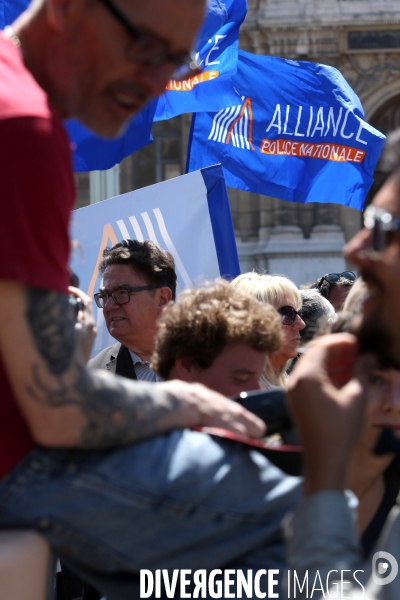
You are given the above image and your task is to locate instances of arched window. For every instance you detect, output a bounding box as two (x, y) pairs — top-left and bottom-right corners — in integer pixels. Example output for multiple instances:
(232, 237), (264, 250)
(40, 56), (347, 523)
(365, 94), (400, 206)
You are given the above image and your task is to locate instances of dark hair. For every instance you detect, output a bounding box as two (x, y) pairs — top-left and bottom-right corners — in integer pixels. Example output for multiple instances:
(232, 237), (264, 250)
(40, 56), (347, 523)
(299, 289), (335, 344)
(151, 280), (283, 379)
(310, 274), (354, 300)
(99, 239), (177, 300)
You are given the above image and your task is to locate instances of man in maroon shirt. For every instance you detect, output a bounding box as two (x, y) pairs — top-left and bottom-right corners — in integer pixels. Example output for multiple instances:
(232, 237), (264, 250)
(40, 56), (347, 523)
(0, 0), (263, 482)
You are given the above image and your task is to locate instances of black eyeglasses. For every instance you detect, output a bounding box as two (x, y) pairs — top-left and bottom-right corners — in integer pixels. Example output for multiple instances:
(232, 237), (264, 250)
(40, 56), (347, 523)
(364, 206), (400, 254)
(318, 271), (357, 286)
(277, 306), (303, 326)
(94, 285), (159, 308)
(98, 0), (199, 81)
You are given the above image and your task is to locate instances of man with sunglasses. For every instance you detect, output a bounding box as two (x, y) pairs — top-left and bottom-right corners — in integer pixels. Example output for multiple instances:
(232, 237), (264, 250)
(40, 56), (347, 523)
(311, 270), (357, 312)
(284, 166), (400, 599)
(89, 240), (176, 382)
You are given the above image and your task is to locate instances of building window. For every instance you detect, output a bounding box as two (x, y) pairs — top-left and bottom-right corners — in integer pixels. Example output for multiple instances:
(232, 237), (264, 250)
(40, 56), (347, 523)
(74, 172), (90, 209)
(120, 117), (183, 194)
(348, 30), (400, 51)
(74, 117), (183, 207)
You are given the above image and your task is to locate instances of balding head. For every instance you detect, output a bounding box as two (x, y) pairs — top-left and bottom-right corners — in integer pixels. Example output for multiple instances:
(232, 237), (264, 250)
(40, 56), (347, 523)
(15, 0), (206, 136)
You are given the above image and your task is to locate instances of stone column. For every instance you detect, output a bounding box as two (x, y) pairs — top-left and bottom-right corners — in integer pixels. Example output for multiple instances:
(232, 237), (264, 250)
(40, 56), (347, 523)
(270, 197), (303, 239)
(297, 203), (315, 238)
(229, 189), (260, 242)
(259, 195), (275, 241)
(311, 204), (343, 239)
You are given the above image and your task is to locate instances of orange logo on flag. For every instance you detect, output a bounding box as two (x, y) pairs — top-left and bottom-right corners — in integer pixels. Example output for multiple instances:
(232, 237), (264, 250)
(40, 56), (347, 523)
(166, 71), (220, 92)
(260, 138), (366, 163)
(208, 98), (254, 151)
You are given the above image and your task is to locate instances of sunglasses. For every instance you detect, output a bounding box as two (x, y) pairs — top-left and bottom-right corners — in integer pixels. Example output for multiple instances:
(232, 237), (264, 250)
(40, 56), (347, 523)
(277, 305), (303, 326)
(364, 205), (400, 254)
(318, 271), (357, 286)
(98, 0), (199, 81)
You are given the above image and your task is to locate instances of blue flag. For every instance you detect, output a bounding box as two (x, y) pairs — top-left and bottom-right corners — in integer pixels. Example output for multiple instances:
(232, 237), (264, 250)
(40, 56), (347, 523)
(65, 101), (156, 172)
(0, 0), (26, 28)
(2, 0), (246, 168)
(187, 51), (386, 210)
(154, 0), (247, 121)
(1, 0), (154, 171)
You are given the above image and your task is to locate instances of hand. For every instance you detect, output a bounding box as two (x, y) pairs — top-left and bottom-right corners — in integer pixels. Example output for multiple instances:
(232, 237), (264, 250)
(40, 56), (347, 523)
(68, 286), (97, 364)
(287, 333), (376, 495)
(155, 379), (266, 439)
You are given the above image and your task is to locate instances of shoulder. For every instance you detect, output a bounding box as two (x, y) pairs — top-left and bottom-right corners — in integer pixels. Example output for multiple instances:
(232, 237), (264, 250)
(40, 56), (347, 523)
(0, 36), (51, 121)
(88, 343), (122, 370)
(0, 37), (72, 188)
(0, 37), (70, 164)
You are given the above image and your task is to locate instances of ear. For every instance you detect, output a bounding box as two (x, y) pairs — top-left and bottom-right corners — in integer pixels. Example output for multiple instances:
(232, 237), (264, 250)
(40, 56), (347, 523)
(157, 287), (173, 313)
(174, 357), (198, 382)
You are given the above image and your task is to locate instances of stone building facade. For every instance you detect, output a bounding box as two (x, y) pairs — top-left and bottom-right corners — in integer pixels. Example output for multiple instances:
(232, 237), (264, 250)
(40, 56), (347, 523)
(233, 0), (400, 284)
(76, 0), (400, 285)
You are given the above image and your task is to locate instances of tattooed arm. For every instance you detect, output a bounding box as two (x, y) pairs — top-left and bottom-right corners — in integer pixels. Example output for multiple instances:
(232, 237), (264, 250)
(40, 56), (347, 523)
(0, 282), (265, 448)
(68, 286), (97, 364)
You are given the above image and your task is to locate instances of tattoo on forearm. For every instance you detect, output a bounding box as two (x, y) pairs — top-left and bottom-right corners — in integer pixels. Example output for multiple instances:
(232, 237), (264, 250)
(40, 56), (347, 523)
(78, 369), (181, 448)
(25, 288), (180, 448)
(27, 289), (75, 375)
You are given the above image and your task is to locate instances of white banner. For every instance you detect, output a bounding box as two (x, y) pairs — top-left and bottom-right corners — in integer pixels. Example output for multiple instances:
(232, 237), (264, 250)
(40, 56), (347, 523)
(70, 165), (239, 355)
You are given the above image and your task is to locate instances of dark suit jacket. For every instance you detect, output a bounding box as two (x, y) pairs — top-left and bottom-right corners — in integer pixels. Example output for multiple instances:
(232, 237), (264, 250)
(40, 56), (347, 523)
(88, 342), (137, 380)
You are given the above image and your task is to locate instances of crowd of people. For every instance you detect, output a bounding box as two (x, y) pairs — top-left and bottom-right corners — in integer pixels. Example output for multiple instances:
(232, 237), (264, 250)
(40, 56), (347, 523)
(25, 218), (400, 600)
(62, 208), (400, 600)
(2, 0), (400, 599)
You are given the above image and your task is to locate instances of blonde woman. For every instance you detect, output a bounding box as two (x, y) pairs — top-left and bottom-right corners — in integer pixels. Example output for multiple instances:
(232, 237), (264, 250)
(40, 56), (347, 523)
(231, 273), (305, 387)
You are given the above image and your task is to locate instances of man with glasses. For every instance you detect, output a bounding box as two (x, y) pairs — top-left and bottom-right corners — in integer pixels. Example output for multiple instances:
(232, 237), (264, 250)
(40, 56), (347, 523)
(89, 240), (176, 382)
(310, 270), (357, 312)
(284, 166), (400, 599)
